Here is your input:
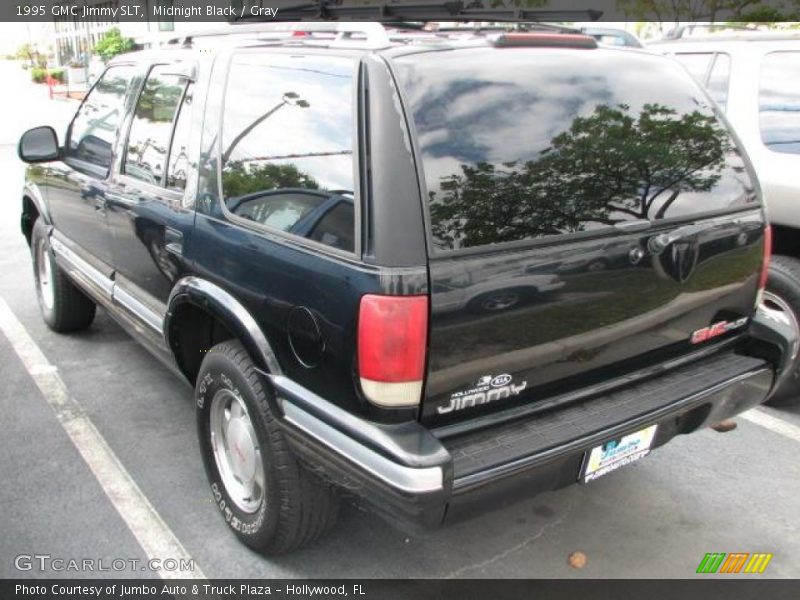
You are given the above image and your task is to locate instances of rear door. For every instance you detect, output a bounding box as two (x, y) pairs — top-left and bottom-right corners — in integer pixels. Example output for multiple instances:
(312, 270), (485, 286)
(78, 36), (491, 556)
(392, 45), (766, 424)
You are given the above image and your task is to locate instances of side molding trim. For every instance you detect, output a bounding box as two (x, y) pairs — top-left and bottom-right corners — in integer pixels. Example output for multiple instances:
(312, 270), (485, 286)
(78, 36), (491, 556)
(113, 286), (165, 334)
(51, 237), (114, 297)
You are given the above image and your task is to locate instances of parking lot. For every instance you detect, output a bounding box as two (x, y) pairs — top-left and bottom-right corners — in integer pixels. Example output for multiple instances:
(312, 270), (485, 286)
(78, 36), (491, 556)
(1, 59), (799, 579)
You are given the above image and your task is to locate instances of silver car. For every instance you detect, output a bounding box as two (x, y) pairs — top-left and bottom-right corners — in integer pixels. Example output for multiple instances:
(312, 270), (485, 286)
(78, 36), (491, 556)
(652, 33), (800, 405)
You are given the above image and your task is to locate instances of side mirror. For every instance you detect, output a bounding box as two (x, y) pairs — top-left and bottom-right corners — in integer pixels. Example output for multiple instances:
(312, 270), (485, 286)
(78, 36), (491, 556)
(18, 126), (61, 163)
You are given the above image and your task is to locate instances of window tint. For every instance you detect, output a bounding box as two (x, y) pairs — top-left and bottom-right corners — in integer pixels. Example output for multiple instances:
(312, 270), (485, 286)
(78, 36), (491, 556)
(228, 190), (326, 231)
(673, 53), (713, 84)
(760, 52), (800, 155)
(67, 65), (134, 171)
(166, 83), (194, 191)
(220, 53), (355, 250)
(125, 65), (187, 186)
(309, 201), (355, 252)
(395, 49), (755, 252)
(707, 53), (731, 111)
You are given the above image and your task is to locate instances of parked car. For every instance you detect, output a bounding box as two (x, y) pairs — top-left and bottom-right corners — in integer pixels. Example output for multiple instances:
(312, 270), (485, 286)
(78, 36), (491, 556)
(578, 26), (643, 48)
(17, 23), (797, 554)
(651, 33), (800, 405)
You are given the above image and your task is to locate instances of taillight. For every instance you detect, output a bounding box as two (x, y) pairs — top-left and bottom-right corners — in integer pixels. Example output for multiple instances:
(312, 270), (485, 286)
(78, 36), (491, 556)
(759, 224), (772, 292)
(357, 294), (428, 407)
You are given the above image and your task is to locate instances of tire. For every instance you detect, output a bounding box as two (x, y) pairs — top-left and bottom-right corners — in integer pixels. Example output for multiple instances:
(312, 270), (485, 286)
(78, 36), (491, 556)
(763, 255), (800, 407)
(196, 340), (338, 554)
(31, 218), (96, 333)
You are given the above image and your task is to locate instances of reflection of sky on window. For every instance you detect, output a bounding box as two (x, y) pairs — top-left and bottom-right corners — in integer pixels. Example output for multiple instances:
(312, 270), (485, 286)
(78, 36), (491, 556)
(72, 68), (132, 150)
(397, 48), (711, 175)
(224, 55), (354, 191)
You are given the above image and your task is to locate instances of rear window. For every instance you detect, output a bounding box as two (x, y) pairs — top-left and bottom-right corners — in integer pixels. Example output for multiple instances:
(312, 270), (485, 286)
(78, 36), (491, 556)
(394, 48), (756, 252)
(759, 51), (800, 154)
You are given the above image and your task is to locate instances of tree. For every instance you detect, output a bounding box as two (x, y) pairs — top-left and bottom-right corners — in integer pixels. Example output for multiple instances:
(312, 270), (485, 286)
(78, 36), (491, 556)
(15, 43), (37, 67)
(428, 103), (730, 250)
(93, 28), (135, 62)
(617, 0), (796, 22)
(221, 162), (320, 198)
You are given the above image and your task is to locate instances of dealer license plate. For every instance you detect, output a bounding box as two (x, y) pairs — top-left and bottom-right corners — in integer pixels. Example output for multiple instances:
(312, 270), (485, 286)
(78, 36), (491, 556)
(581, 425), (658, 483)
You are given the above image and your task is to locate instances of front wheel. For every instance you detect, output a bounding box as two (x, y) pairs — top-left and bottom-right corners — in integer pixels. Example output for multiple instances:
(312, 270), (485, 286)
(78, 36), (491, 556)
(31, 218), (96, 333)
(196, 340), (338, 554)
(763, 255), (800, 407)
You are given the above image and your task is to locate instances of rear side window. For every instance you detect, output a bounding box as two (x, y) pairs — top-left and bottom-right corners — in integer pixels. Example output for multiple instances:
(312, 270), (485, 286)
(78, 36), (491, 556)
(706, 54), (731, 111)
(674, 52), (730, 111)
(394, 48), (755, 252)
(166, 83), (194, 191)
(66, 65), (134, 172)
(673, 52), (713, 83)
(124, 65), (189, 186)
(760, 51), (800, 154)
(220, 53), (355, 252)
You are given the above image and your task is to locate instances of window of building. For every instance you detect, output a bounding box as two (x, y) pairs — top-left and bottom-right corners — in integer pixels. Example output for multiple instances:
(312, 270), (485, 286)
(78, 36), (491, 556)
(220, 53), (355, 252)
(66, 65), (135, 172)
(760, 51), (800, 155)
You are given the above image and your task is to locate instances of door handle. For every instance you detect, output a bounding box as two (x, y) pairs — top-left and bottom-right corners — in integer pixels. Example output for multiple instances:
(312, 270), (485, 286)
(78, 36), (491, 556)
(648, 221), (718, 255)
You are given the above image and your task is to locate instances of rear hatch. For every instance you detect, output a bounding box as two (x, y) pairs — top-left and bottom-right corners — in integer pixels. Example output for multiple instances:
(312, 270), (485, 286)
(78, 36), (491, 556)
(391, 41), (766, 424)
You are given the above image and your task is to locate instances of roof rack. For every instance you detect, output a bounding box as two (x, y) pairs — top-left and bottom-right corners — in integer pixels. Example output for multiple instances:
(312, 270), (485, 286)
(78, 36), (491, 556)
(169, 22), (393, 49)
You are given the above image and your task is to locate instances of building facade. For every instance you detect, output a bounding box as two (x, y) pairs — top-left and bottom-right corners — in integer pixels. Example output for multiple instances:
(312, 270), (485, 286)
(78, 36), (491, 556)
(51, 1), (225, 65)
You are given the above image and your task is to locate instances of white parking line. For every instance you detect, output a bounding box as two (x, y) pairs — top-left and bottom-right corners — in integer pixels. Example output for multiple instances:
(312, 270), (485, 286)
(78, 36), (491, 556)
(742, 407), (800, 444)
(0, 297), (205, 580)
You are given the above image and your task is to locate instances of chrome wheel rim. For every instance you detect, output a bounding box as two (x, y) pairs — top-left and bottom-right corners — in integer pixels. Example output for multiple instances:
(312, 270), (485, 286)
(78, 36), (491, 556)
(37, 240), (54, 311)
(209, 389), (266, 514)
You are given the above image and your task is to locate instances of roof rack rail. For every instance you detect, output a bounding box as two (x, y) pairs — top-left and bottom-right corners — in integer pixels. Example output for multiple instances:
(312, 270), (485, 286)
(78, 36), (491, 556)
(168, 22), (392, 49)
(230, 0), (602, 23)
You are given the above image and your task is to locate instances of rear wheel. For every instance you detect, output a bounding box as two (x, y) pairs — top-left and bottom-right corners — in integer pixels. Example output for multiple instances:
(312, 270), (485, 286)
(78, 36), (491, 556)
(31, 218), (96, 333)
(763, 255), (800, 407)
(196, 340), (338, 554)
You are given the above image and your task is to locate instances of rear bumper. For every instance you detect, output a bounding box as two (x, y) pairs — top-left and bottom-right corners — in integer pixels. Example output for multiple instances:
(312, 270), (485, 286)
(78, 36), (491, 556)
(266, 302), (797, 531)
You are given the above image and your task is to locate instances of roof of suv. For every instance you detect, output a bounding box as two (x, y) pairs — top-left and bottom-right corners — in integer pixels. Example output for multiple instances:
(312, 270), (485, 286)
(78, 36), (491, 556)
(115, 25), (654, 67)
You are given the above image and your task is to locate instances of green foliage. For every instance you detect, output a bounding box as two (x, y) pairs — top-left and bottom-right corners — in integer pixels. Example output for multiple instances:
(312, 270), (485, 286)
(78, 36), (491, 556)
(221, 162), (320, 198)
(134, 77), (185, 123)
(30, 68), (65, 84)
(618, 0), (799, 21)
(93, 28), (135, 61)
(429, 103), (730, 249)
(736, 1), (800, 21)
(15, 43), (35, 65)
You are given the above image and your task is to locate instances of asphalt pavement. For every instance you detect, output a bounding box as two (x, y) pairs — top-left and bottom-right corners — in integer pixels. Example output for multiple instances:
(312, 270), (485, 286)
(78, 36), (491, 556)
(0, 59), (799, 580)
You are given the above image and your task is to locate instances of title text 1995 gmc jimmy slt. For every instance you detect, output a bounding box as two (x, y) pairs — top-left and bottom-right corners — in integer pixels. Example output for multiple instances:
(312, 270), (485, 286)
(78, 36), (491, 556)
(17, 23), (799, 554)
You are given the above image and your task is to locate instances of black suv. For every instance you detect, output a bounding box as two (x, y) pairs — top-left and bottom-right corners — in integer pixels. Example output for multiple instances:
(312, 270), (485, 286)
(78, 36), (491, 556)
(17, 23), (798, 554)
